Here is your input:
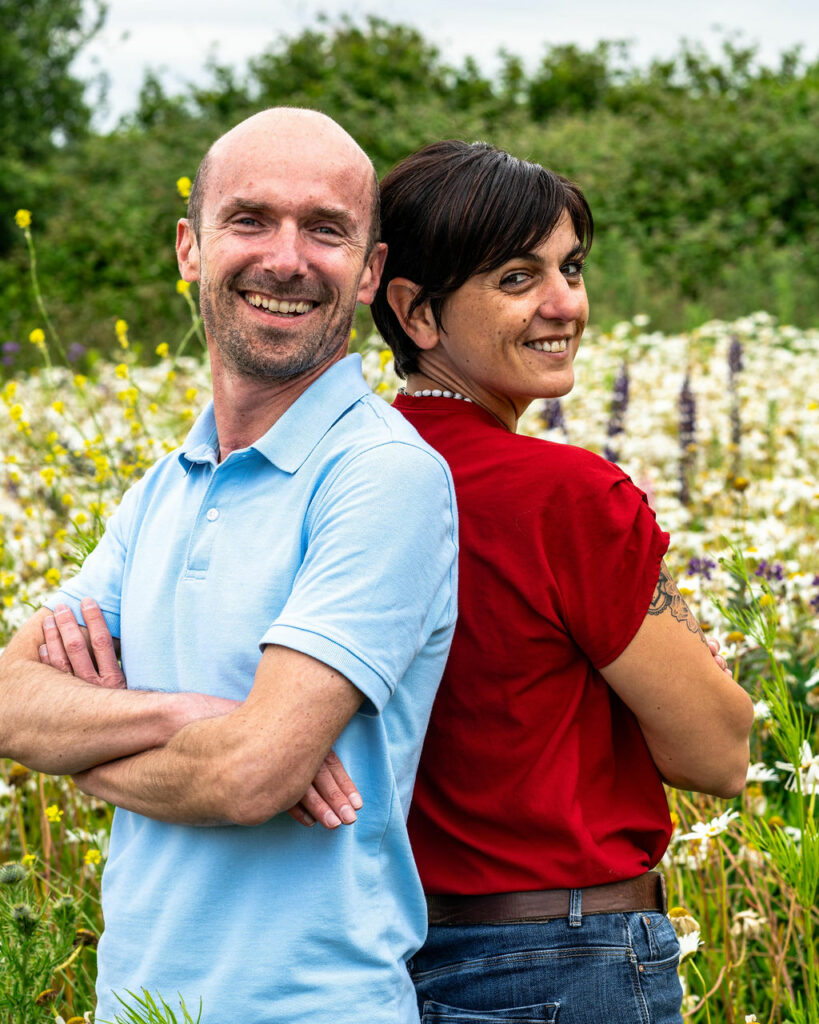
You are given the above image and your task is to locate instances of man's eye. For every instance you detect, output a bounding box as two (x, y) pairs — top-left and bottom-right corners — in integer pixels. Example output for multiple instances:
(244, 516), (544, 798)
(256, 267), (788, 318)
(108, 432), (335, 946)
(314, 225), (341, 237)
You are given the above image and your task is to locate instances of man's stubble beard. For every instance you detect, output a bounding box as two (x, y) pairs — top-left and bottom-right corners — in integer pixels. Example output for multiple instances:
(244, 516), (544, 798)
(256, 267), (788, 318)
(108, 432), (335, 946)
(200, 283), (356, 384)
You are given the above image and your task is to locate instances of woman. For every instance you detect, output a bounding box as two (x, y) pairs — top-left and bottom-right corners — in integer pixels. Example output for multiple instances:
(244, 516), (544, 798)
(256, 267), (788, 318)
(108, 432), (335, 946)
(369, 140), (754, 1023)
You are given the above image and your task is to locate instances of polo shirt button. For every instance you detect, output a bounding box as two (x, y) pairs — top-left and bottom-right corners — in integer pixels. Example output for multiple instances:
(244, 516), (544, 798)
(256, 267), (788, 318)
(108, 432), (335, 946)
(206, 508), (219, 521)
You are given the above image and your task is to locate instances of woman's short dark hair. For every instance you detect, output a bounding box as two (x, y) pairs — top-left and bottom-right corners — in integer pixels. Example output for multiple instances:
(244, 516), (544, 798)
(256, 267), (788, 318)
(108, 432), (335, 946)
(371, 140), (593, 378)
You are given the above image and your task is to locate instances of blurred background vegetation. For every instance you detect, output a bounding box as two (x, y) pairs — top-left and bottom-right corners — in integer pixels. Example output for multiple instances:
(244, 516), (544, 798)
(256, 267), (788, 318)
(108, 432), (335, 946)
(2, 0), (818, 371)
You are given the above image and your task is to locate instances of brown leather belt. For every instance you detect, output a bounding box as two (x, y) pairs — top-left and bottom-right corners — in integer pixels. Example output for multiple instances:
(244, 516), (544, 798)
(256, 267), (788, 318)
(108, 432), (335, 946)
(426, 871), (667, 926)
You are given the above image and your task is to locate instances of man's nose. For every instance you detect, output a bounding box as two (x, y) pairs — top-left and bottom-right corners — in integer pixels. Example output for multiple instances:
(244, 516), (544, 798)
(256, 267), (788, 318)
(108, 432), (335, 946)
(259, 223), (307, 280)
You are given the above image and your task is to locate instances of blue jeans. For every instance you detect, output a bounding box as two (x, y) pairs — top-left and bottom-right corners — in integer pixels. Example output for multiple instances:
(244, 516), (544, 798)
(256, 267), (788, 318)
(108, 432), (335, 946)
(408, 909), (683, 1023)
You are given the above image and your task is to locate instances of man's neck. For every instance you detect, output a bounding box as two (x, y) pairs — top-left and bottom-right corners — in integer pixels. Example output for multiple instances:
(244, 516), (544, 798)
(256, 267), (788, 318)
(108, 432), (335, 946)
(209, 349), (346, 461)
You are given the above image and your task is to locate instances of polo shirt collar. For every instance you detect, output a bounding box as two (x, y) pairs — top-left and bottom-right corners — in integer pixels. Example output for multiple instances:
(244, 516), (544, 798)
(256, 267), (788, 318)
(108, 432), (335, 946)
(179, 354), (371, 474)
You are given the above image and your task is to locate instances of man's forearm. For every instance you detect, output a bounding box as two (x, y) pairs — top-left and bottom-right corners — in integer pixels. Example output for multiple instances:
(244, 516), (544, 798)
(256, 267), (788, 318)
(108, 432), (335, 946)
(75, 646), (366, 828)
(0, 610), (229, 775)
(0, 657), (200, 774)
(74, 716), (238, 826)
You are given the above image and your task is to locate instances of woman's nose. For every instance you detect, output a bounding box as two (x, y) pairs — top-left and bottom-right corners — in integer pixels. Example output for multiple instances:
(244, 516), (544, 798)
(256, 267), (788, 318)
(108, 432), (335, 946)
(538, 274), (587, 323)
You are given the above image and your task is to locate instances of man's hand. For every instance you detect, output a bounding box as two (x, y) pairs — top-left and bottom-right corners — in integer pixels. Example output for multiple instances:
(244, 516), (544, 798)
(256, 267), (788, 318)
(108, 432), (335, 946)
(287, 750), (362, 829)
(39, 599), (125, 688)
(38, 601), (241, 771)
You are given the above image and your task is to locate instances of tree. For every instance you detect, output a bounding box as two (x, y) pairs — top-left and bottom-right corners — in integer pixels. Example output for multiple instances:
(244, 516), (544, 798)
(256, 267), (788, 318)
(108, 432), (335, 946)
(0, 0), (105, 253)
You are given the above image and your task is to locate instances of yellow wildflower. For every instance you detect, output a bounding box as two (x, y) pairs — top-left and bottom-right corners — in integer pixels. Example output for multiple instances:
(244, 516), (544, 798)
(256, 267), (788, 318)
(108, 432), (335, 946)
(21, 853), (35, 866)
(73, 374), (87, 389)
(115, 319), (129, 348)
(176, 279), (192, 294)
(115, 363), (129, 379)
(29, 328), (46, 349)
(184, 387), (198, 402)
(74, 512), (88, 526)
(379, 349), (392, 370)
(14, 209), (32, 229)
(155, 342), (169, 358)
(166, 370), (176, 382)
(8, 403), (23, 421)
(45, 804), (63, 823)
(39, 467), (56, 486)
(45, 568), (61, 587)
(177, 176), (192, 199)
(84, 849), (102, 866)
(3, 596), (13, 608)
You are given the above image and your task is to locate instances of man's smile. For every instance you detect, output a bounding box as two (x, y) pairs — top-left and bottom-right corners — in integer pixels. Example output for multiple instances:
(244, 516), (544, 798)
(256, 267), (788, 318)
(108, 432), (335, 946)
(242, 292), (318, 316)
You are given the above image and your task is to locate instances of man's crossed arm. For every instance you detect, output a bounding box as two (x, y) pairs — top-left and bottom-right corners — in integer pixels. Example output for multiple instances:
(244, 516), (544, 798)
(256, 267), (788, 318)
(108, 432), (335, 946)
(0, 600), (363, 828)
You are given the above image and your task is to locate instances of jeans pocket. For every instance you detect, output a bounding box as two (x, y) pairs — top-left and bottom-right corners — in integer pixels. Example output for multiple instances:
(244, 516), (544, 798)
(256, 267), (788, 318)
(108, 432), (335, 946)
(421, 999), (560, 1023)
(637, 913), (681, 970)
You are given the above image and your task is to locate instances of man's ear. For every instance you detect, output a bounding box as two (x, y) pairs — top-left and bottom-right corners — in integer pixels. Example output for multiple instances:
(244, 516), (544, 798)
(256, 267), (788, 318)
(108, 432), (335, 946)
(356, 242), (388, 306)
(386, 278), (440, 349)
(176, 219), (201, 282)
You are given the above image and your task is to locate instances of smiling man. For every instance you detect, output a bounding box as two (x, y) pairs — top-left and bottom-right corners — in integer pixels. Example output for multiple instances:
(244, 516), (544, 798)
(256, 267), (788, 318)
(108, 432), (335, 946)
(0, 109), (458, 1023)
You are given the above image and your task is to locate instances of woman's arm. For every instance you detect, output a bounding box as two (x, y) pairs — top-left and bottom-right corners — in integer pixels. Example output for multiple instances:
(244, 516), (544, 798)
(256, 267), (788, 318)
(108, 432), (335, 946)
(600, 560), (754, 797)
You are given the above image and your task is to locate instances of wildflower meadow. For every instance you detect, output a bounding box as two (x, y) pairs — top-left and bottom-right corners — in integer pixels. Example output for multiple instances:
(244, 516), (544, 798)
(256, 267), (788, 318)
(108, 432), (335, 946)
(1, 210), (818, 1023)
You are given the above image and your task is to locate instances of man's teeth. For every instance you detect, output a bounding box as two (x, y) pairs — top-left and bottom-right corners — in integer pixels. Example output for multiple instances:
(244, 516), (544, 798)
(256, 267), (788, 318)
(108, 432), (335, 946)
(526, 339), (568, 352)
(246, 294), (314, 314)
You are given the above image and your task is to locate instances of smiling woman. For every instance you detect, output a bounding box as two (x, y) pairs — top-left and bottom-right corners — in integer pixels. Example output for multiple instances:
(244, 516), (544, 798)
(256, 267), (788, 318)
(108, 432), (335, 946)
(368, 139), (754, 1024)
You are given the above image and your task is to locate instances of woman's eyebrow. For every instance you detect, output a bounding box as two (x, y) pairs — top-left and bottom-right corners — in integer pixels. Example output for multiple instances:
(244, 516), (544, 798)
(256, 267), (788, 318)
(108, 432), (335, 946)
(502, 241), (587, 266)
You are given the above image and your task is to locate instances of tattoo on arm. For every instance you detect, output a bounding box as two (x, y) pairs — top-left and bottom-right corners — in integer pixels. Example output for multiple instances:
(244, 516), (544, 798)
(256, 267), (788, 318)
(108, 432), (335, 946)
(648, 563), (708, 643)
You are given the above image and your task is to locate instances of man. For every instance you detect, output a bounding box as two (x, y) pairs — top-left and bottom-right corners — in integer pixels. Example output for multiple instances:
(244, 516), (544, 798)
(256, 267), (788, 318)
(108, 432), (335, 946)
(0, 108), (457, 1023)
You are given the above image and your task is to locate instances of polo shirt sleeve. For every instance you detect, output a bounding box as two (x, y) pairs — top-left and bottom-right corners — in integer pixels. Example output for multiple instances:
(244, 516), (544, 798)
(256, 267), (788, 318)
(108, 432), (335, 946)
(260, 441), (458, 715)
(550, 456), (670, 670)
(45, 475), (144, 639)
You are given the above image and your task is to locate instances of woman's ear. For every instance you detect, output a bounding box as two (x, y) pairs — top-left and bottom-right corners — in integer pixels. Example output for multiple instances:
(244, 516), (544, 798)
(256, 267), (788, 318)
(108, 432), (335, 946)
(386, 279), (441, 350)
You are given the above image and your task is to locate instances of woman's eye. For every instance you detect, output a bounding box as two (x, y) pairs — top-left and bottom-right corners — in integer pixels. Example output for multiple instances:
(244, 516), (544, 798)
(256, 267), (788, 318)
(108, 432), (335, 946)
(500, 272), (530, 287)
(563, 260), (585, 278)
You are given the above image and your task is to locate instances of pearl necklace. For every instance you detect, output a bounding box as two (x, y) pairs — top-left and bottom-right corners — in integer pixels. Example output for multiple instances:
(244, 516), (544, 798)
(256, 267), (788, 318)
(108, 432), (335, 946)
(400, 388), (472, 402)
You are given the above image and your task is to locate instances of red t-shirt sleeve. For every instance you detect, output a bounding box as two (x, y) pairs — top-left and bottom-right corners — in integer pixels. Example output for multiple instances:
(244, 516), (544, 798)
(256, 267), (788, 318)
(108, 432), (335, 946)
(549, 456), (670, 669)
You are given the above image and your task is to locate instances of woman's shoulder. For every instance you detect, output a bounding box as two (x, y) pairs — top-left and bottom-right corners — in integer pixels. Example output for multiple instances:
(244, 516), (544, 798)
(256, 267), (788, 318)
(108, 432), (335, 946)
(491, 430), (634, 494)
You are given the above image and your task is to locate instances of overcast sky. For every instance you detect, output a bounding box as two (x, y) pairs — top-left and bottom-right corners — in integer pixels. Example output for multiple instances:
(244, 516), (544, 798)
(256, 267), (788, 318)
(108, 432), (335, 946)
(75, 0), (818, 127)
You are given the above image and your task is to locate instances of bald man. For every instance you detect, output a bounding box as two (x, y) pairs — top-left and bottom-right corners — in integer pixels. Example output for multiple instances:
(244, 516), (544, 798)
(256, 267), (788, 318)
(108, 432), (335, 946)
(0, 109), (458, 1023)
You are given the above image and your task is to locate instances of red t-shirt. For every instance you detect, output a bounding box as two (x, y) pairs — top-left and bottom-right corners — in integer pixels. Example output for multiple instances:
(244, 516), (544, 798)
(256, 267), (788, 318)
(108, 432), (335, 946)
(395, 395), (672, 894)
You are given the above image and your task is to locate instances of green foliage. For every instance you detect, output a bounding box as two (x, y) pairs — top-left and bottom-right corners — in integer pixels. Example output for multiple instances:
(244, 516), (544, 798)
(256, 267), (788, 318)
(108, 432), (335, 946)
(0, 0), (105, 256)
(0, 860), (97, 1023)
(1, 18), (818, 372)
(103, 988), (203, 1024)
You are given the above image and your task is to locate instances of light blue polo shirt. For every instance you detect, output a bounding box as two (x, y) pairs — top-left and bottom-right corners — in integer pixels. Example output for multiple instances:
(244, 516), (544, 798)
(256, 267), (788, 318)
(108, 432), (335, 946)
(51, 354), (457, 1024)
